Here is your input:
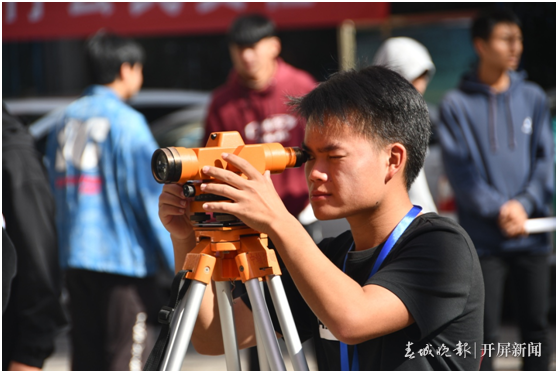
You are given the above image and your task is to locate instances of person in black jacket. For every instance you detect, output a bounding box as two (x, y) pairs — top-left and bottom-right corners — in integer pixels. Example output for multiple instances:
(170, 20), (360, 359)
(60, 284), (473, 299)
(2, 104), (67, 370)
(3, 227), (17, 313)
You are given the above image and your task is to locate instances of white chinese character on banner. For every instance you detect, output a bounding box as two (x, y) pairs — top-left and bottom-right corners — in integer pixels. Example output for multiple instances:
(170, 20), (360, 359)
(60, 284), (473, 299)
(28, 2), (44, 22)
(68, 2), (114, 17)
(5, 2), (44, 24)
(5, 2), (17, 24)
(266, 2), (314, 11)
(129, 2), (183, 17)
(195, 2), (247, 15)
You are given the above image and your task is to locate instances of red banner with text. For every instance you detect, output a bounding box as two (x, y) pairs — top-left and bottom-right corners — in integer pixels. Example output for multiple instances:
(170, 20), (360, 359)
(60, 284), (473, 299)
(2, 2), (390, 42)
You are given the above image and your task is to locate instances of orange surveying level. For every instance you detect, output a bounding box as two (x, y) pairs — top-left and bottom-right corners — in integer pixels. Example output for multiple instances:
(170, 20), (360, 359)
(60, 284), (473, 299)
(148, 132), (309, 371)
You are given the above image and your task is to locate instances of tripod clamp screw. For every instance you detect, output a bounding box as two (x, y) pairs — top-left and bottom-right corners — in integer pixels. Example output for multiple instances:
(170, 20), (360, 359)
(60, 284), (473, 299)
(158, 306), (174, 325)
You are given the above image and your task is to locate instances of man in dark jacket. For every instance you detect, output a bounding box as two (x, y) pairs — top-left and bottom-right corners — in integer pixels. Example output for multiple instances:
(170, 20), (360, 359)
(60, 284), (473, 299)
(438, 8), (554, 371)
(2, 104), (67, 370)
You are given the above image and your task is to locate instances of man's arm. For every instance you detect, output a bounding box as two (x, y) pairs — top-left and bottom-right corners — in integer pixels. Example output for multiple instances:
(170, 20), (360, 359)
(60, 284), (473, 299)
(437, 98), (508, 218)
(261, 215), (414, 345)
(498, 96), (554, 237)
(198, 154), (415, 345)
(513, 95), (555, 217)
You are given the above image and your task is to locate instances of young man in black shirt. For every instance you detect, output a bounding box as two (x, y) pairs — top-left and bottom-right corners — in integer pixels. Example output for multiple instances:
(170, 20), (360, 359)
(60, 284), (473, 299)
(158, 66), (484, 370)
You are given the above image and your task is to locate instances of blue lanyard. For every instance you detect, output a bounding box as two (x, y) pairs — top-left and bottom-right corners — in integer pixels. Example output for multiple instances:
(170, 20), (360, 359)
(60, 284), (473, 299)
(339, 205), (422, 371)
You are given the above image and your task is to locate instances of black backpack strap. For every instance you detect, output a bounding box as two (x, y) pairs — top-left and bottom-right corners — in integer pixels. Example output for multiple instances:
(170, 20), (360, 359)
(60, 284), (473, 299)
(144, 270), (191, 371)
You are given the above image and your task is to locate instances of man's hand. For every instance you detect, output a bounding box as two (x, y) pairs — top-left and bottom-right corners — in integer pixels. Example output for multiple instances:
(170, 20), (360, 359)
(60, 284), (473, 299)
(8, 361), (40, 371)
(159, 183), (198, 272)
(498, 200), (528, 238)
(198, 153), (292, 234)
(158, 184), (194, 240)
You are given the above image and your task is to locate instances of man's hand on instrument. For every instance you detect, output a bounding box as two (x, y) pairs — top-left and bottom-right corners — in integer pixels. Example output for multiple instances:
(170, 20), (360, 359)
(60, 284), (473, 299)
(199, 152), (291, 233)
(159, 183), (195, 241)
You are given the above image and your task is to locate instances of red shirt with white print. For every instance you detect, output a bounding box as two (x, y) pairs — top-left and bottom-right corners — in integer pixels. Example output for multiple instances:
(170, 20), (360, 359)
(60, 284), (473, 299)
(205, 58), (317, 217)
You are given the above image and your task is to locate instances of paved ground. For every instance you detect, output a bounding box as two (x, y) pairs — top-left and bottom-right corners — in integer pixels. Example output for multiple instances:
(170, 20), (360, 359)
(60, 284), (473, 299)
(43, 323), (554, 371)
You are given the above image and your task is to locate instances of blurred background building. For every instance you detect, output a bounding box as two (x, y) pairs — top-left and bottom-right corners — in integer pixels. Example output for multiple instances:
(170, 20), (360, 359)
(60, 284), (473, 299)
(3, 3), (554, 100)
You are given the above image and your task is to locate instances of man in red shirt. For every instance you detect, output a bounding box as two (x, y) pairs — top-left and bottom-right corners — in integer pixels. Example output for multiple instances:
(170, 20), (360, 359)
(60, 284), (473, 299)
(205, 14), (317, 232)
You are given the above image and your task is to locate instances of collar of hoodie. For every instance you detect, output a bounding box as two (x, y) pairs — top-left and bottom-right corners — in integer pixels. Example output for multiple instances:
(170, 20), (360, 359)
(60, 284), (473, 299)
(460, 70), (524, 153)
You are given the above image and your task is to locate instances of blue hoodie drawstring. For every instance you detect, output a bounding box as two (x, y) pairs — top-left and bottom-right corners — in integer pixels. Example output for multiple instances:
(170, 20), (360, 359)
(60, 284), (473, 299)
(489, 94), (498, 152)
(489, 91), (517, 153)
(505, 92), (517, 150)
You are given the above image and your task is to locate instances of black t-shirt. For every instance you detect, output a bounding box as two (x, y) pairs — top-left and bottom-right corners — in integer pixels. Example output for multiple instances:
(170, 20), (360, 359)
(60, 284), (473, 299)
(245, 213), (484, 370)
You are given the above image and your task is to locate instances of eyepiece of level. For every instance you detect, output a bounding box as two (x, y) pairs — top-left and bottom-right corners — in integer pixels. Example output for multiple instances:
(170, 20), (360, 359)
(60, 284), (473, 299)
(290, 147), (308, 168)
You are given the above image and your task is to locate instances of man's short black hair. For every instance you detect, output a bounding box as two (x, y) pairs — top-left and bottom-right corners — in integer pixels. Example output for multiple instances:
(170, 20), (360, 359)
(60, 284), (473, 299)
(86, 31), (145, 85)
(291, 66), (431, 191)
(228, 14), (276, 46)
(471, 7), (521, 41)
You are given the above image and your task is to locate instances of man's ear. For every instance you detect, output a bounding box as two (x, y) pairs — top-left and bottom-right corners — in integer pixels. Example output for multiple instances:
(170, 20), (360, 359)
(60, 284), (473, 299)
(118, 62), (132, 82)
(269, 36), (281, 58)
(473, 37), (486, 58)
(385, 143), (406, 185)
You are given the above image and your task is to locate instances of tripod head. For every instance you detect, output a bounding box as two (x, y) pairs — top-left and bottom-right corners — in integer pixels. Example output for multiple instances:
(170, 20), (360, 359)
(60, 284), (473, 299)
(151, 131), (308, 224)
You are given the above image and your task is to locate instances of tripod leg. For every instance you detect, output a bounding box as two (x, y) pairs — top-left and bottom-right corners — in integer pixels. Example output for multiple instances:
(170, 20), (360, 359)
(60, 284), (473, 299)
(161, 280), (207, 371)
(215, 281), (241, 371)
(254, 317), (270, 371)
(267, 275), (309, 371)
(254, 282), (270, 371)
(245, 278), (286, 371)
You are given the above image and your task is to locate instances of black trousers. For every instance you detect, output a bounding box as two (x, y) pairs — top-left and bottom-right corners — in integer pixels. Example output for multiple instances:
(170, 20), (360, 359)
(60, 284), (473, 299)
(66, 269), (163, 371)
(479, 253), (551, 371)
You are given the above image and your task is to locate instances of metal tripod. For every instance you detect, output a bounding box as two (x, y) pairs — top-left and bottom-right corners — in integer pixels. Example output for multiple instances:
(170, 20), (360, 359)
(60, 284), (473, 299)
(158, 223), (309, 371)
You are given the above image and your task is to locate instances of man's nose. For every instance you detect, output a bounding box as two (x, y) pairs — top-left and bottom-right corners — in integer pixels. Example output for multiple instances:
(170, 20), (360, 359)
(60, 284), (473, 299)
(240, 47), (256, 62)
(511, 39), (523, 54)
(307, 164), (328, 183)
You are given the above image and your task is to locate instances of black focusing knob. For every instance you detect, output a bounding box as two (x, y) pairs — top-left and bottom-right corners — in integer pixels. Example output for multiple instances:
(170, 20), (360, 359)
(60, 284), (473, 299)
(183, 183), (196, 198)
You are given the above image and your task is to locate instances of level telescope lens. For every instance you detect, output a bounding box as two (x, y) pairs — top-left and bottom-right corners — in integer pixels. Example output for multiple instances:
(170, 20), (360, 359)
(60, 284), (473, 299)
(156, 152), (169, 180)
(151, 148), (181, 183)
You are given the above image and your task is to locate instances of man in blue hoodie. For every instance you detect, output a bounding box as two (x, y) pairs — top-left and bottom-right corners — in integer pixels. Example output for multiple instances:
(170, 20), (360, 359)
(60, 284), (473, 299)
(438, 8), (554, 371)
(45, 33), (174, 370)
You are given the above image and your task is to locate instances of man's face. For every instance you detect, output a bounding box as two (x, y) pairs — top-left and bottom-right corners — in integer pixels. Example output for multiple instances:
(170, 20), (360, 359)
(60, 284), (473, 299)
(129, 63), (144, 96)
(477, 22), (523, 70)
(120, 62), (143, 99)
(411, 72), (429, 95)
(229, 37), (280, 82)
(303, 122), (389, 221)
